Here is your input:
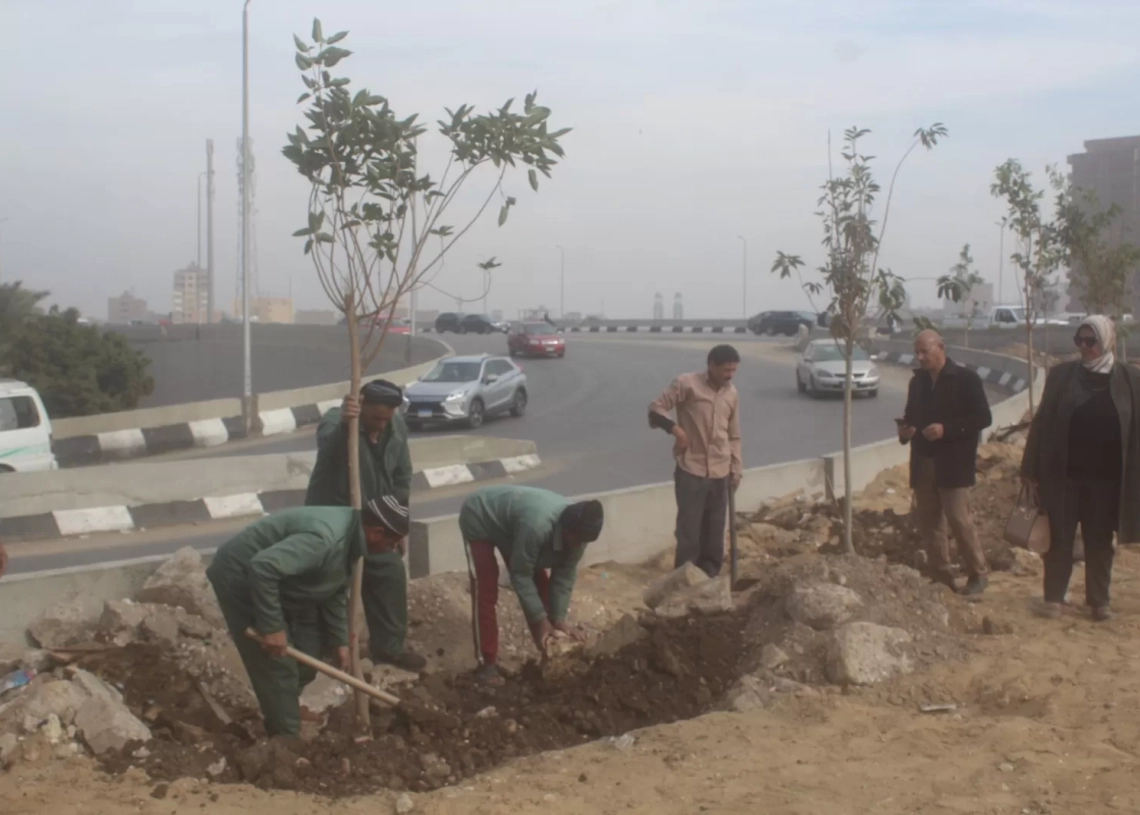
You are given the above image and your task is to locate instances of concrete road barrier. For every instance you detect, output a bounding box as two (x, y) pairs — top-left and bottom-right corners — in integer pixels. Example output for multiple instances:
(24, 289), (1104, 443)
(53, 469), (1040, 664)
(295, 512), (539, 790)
(0, 437), (540, 541)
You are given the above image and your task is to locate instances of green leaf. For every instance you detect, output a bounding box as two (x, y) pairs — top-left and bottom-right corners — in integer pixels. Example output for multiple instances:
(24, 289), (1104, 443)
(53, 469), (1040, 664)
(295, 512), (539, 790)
(295, 52), (313, 71)
(528, 168), (538, 192)
(498, 202), (510, 227)
(296, 92), (311, 104)
(318, 47), (352, 67)
(293, 34), (311, 53)
(311, 18), (324, 43)
(326, 30), (349, 45)
(292, 227), (312, 237)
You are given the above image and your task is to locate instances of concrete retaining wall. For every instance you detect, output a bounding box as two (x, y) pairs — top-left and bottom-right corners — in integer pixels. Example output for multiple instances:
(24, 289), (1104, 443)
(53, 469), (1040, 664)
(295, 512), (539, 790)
(0, 343), (1040, 647)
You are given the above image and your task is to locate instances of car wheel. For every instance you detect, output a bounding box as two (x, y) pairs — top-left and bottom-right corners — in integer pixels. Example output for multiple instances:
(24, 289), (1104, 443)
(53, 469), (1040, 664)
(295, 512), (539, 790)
(467, 398), (485, 429)
(796, 371), (806, 393)
(765, 326), (776, 336)
(557, 350), (565, 358)
(510, 389), (528, 417)
(808, 376), (820, 399)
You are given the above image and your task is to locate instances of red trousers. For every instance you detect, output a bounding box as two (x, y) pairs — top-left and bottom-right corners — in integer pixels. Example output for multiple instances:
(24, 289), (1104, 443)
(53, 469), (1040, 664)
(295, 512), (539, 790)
(465, 539), (551, 665)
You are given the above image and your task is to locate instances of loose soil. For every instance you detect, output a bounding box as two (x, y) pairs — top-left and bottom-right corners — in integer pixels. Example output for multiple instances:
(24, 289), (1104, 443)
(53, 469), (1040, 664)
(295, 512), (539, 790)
(88, 611), (745, 797)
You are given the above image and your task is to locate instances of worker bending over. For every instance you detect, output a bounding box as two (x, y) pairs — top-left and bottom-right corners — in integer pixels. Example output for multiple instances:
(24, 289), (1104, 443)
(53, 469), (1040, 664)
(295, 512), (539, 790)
(459, 485), (605, 684)
(206, 497), (409, 736)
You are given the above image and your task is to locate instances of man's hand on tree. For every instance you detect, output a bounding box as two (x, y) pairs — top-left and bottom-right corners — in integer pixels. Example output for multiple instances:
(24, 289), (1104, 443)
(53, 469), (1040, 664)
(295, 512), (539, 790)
(336, 646), (351, 671)
(341, 394), (361, 421)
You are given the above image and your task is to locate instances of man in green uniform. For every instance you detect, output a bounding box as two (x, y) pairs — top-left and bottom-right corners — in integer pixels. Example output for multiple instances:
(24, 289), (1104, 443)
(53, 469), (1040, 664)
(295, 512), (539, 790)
(206, 496), (410, 737)
(459, 485), (605, 683)
(305, 379), (426, 672)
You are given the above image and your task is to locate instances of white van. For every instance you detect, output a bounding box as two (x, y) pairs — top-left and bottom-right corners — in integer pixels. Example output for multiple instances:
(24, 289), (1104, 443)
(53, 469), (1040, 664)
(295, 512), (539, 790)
(0, 380), (57, 473)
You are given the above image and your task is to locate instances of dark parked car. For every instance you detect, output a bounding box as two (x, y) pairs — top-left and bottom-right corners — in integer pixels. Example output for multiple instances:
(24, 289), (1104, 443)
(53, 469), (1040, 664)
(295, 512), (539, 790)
(747, 310), (818, 336)
(434, 312), (465, 333)
(459, 313), (501, 334)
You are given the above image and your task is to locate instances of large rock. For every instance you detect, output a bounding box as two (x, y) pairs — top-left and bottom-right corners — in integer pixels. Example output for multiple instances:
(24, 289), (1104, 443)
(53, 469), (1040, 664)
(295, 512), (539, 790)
(21, 679), (90, 726)
(1010, 548), (1042, 577)
(0, 733), (17, 764)
(785, 583), (863, 631)
(137, 547), (224, 627)
(643, 563), (709, 610)
(825, 622), (913, 686)
(27, 602), (95, 650)
(586, 614), (648, 658)
(0, 643), (24, 674)
(74, 694), (151, 755)
(654, 576), (733, 619)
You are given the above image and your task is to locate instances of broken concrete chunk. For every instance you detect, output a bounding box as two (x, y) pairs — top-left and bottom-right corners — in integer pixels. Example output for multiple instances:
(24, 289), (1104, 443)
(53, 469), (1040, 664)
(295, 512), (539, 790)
(825, 622), (913, 686)
(0, 733), (17, 764)
(28, 602), (96, 650)
(654, 576), (733, 618)
(137, 547), (224, 627)
(22, 679), (90, 726)
(758, 643), (789, 670)
(1010, 548), (1042, 577)
(69, 669), (124, 705)
(177, 613), (216, 640)
(140, 611), (181, 647)
(0, 643), (24, 674)
(74, 694), (152, 755)
(585, 614), (648, 658)
(785, 583), (863, 631)
(643, 563), (709, 610)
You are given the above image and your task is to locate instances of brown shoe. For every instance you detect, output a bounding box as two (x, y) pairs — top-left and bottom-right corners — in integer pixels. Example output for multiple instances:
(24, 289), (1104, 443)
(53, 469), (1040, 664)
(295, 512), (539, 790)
(1091, 606), (1113, 622)
(1033, 601), (1063, 619)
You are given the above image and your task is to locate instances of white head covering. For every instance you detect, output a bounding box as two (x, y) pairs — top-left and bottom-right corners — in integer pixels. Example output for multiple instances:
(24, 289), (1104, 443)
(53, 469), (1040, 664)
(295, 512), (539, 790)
(1077, 315), (1116, 374)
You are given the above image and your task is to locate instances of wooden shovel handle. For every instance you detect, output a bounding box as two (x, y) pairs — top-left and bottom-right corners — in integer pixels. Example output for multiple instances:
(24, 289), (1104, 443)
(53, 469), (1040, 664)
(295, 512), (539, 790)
(243, 628), (401, 708)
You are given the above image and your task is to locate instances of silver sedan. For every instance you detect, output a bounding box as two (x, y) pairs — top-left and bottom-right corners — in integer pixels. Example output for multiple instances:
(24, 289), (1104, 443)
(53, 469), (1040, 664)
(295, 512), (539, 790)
(795, 340), (880, 398)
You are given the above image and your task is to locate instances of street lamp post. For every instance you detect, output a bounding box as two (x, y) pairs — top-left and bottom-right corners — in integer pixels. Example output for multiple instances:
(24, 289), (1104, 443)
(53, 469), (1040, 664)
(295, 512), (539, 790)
(737, 235), (747, 318)
(241, 0), (253, 432)
(557, 245), (565, 317)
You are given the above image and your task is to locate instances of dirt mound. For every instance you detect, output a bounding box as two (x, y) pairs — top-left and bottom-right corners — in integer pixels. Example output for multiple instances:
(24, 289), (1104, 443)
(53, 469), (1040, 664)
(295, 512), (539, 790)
(741, 440), (1027, 578)
(88, 611), (745, 797)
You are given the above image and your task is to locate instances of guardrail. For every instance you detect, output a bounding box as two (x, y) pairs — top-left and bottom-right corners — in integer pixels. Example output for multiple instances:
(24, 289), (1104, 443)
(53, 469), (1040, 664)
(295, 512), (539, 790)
(0, 342), (1041, 646)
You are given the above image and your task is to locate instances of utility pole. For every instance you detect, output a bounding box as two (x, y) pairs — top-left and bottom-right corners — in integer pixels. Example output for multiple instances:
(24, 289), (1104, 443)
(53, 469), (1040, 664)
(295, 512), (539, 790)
(241, 0), (253, 431)
(737, 235), (748, 318)
(206, 140), (215, 323)
(556, 245), (565, 317)
(197, 172), (206, 269)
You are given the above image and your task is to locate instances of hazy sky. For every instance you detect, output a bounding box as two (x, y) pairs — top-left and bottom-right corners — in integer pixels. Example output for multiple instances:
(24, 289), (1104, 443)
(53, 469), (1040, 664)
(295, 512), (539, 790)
(2, 0), (1138, 321)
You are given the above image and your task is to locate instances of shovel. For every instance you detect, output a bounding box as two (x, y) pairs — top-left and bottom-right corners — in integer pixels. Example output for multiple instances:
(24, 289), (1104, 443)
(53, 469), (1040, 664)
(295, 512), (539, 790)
(244, 628), (401, 708)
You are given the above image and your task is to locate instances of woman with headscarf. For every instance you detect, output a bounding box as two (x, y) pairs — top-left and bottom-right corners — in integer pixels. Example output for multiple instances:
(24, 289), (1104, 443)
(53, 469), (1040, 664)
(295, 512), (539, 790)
(1022, 315), (1140, 620)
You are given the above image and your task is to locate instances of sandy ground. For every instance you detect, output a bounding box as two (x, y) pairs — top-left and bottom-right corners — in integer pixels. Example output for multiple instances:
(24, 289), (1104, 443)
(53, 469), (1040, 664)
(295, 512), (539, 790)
(5, 444), (1140, 814)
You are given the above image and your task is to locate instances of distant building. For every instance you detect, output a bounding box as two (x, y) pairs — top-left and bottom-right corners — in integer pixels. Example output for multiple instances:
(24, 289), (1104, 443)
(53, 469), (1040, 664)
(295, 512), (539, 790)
(653, 293), (664, 319)
(254, 296), (293, 324)
(1067, 135), (1140, 314)
(107, 291), (149, 324)
(672, 292), (683, 320)
(942, 282), (994, 319)
(171, 263), (209, 324)
(520, 306), (552, 321)
(295, 308), (339, 326)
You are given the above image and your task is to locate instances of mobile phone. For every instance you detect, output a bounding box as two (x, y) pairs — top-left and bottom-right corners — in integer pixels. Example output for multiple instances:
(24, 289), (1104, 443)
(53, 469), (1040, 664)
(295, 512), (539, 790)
(894, 417), (907, 426)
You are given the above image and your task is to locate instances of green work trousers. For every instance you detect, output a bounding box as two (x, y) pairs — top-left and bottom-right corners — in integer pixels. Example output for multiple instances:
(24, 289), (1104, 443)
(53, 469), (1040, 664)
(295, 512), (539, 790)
(209, 573), (325, 737)
(362, 550), (408, 661)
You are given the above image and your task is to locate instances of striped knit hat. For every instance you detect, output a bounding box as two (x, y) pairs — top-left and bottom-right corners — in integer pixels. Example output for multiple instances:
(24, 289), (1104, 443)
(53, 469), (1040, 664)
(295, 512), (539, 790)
(364, 494), (410, 538)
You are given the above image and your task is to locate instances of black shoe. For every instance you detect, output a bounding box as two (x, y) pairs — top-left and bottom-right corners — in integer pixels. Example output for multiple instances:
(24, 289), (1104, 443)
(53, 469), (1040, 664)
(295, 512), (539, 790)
(961, 576), (988, 596)
(473, 663), (505, 685)
(374, 651), (427, 672)
(931, 572), (957, 592)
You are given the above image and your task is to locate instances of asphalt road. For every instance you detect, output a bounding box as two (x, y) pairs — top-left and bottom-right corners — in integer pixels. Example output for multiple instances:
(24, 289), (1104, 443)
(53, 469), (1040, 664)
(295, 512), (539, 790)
(7, 334), (943, 575)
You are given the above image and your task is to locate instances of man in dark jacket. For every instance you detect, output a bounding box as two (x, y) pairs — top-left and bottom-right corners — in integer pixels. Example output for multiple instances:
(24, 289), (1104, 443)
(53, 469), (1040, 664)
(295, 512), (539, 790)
(898, 330), (993, 594)
(206, 497), (409, 736)
(304, 379), (425, 672)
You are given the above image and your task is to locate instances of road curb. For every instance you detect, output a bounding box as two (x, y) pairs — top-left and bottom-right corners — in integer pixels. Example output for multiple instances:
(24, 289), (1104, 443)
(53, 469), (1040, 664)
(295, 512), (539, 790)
(422, 325), (752, 335)
(0, 453), (542, 542)
(874, 351), (1029, 393)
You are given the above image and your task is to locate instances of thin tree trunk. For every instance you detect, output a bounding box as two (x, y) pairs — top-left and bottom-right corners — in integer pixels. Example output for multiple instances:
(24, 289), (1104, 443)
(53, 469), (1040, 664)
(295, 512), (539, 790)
(842, 346), (854, 555)
(344, 293), (371, 730)
(1024, 292), (1036, 419)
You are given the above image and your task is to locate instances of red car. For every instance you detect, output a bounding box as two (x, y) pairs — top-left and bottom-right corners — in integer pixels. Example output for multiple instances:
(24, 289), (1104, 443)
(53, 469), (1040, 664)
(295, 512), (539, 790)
(508, 322), (566, 358)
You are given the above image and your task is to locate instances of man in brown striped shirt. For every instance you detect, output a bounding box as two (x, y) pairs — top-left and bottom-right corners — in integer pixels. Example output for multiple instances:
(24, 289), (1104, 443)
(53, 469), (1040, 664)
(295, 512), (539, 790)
(648, 344), (743, 577)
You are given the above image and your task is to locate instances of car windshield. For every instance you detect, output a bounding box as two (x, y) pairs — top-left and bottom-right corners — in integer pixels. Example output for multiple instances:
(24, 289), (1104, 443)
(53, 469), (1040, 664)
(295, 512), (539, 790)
(812, 344), (869, 362)
(465, 314), (489, 322)
(522, 323), (552, 335)
(421, 361), (482, 383)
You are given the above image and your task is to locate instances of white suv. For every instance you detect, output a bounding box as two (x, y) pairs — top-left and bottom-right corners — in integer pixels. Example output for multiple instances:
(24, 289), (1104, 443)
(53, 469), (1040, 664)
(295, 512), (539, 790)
(0, 380), (57, 473)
